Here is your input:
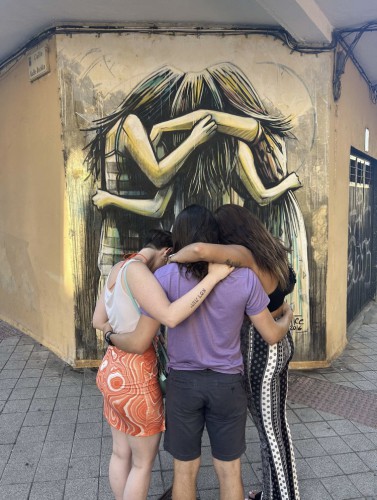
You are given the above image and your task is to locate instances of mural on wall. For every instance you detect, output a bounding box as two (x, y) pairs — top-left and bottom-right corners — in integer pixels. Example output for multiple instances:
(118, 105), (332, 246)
(84, 62), (310, 340)
(56, 33), (330, 362)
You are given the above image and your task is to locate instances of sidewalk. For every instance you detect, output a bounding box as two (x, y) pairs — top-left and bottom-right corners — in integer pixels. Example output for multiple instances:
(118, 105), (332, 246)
(0, 311), (376, 500)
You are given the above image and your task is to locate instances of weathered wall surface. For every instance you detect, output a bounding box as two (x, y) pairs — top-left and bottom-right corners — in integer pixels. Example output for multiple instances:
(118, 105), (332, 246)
(0, 38), (76, 363)
(57, 32), (331, 365)
(327, 58), (377, 361)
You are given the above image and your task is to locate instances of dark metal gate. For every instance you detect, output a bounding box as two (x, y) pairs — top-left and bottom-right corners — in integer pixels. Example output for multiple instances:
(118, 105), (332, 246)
(347, 151), (377, 324)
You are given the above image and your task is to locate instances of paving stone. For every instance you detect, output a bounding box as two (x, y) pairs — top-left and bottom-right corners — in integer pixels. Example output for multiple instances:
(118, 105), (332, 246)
(295, 458), (319, 480)
(54, 397), (80, 410)
(77, 408), (103, 423)
(328, 419), (361, 435)
(99, 453), (110, 477)
(10, 385), (37, 397)
(19, 368), (43, 379)
(332, 452), (370, 474)
(305, 456), (343, 477)
(67, 455), (100, 478)
(348, 471), (377, 497)
(305, 421), (337, 438)
(10, 441), (43, 458)
(45, 423), (76, 442)
(75, 422), (102, 439)
(34, 457), (70, 481)
(13, 378), (39, 389)
(64, 477), (99, 500)
(23, 410), (52, 426)
(0, 368), (22, 379)
(2, 399), (31, 413)
(50, 409), (78, 424)
(71, 437), (101, 458)
(29, 397), (56, 411)
(33, 386), (59, 399)
(98, 476), (113, 499)
(344, 432), (377, 451)
(79, 395), (103, 409)
(317, 436), (353, 454)
(38, 377), (61, 387)
(16, 425), (48, 443)
(1, 457), (39, 483)
(4, 360), (27, 370)
(57, 385), (82, 397)
(0, 483), (31, 500)
(29, 480), (65, 500)
(0, 387), (13, 400)
(297, 478), (332, 499)
(321, 475), (362, 499)
(41, 440), (73, 459)
(357, 449), (377, 470)
(101, 436), (112, 455)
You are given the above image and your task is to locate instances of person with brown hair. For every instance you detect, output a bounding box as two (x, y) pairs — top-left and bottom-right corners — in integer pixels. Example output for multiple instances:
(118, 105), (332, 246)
(169, 204), (300, 500)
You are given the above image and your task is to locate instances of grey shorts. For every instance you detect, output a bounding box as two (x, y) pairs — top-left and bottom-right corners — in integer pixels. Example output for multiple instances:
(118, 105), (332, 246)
(163, 369), (247, 461)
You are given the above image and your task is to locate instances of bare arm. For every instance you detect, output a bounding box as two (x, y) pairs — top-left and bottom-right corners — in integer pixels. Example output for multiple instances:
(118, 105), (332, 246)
(169, 242), (254, 269)
(151, 109), (260, 144)
(97, 262), (234, 354)
(92, 186), (173, 218)
(127, 261), (233, 328)
(123, 114), (216, 188)
(92, 289), (111, 332)
(237, 141), (301, 205)
(111, 315), (161, 354)
(249, 302), (292, 345)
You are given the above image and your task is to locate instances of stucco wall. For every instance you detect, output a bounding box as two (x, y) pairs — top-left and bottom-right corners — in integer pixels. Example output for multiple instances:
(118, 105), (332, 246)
(3, 31), (371, 367)
(327, 57), (377, 361)
(0, 38), (76, 363)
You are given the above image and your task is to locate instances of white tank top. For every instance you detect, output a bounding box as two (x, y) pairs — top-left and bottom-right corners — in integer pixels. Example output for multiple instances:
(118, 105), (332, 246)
(104, 259), (141, 334)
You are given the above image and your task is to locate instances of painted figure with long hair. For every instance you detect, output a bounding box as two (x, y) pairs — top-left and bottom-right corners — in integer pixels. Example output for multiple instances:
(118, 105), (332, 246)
(85, 63), (309, 335)
(85, 67), (217, 288)
(149, 63), (310, 337)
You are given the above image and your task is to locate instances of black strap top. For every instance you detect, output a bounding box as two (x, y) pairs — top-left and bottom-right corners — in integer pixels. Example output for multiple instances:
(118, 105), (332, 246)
(267, 266), (296, 312)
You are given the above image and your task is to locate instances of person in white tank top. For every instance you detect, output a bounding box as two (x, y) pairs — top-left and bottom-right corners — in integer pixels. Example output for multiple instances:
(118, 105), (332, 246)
(93, 229), (233, 500)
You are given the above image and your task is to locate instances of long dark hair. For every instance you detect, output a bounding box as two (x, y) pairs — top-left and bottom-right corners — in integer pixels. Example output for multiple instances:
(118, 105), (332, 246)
(215, 204), (290, 289)
(172, 204), (219, 280)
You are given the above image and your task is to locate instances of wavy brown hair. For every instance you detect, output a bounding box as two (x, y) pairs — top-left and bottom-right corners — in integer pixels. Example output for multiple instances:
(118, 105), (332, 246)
(215, 204), (290, 289)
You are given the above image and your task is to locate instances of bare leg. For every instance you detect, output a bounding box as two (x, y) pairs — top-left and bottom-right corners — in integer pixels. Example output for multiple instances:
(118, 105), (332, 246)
(109, 427), (161, 500)
(123, 432), (162, 500)
(109, 427), (132, 500)
(213, 457), (244, 500)
(172, 457), (200, 500)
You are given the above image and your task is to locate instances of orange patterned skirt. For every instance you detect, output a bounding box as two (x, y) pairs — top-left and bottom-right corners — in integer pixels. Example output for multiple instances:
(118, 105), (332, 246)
(96, 345), (165, 436)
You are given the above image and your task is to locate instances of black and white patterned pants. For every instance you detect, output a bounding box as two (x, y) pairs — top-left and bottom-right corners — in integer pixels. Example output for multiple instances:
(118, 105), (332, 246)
(241, 323), (300, 500)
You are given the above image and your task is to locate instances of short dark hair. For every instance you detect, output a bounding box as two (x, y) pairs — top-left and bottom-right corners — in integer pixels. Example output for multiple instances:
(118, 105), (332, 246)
(143, 229), (173, 250)
(172, 205), (219, 279)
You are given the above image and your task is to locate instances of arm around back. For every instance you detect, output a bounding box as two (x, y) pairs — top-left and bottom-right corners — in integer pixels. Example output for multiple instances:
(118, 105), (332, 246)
(249, 302), (293, 345)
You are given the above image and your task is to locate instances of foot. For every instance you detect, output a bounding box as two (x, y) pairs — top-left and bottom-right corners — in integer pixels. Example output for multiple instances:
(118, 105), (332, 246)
(248, 491), (262, 500)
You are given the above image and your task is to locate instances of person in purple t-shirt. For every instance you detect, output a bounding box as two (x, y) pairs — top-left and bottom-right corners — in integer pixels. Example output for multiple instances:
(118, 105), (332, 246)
(109, 205), (292, 500)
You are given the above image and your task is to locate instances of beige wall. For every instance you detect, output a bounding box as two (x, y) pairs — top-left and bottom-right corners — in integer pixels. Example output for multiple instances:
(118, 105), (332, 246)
(1, 30), (376, 367)
(327, 58), (377, 361)
(0, 38), (76, 363)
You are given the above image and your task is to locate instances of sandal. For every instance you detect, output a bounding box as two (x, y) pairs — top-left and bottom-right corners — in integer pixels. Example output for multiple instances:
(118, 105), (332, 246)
(248, 492), (263, 500)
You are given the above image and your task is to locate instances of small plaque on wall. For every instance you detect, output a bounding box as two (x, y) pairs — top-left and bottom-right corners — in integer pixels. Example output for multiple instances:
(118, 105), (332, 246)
(28, 46), (50, 82)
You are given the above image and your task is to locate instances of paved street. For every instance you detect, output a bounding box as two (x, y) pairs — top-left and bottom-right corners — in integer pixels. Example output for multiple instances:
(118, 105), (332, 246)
(0, 308), (376, 499)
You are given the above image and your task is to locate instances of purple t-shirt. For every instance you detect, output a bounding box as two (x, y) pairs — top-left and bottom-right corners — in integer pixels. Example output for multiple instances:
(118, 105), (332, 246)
(143, 263), (269, 374)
